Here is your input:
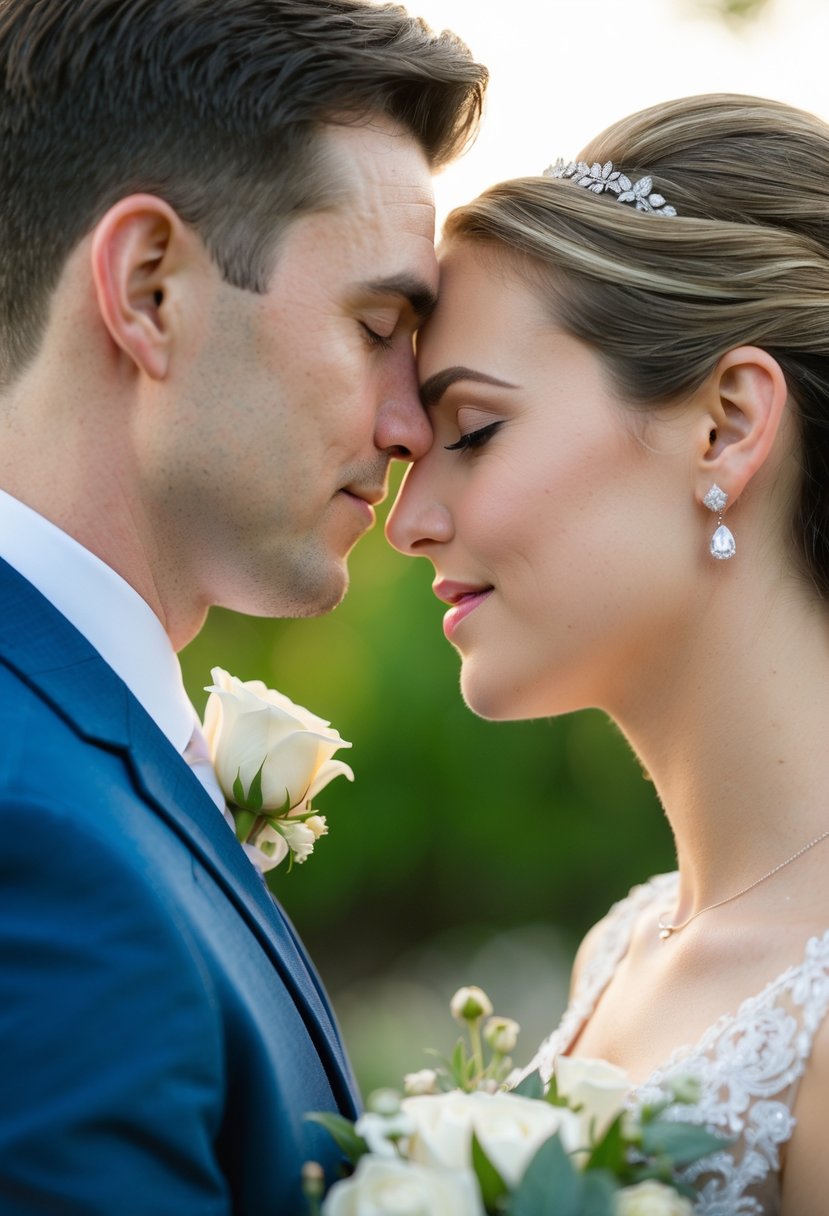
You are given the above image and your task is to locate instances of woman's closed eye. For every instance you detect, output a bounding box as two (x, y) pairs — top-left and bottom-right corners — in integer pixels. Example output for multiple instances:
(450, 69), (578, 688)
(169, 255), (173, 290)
(444, 420), (503, 453)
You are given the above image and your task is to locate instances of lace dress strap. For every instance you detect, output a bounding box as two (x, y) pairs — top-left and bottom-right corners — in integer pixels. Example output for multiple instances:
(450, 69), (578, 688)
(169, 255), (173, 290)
(524, 872), (677, 1084)
(634, 928), (829, 1215)
(521, 875), (829, 1213)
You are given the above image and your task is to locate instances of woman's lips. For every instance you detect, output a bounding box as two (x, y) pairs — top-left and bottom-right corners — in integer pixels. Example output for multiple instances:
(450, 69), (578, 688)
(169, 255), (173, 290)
(433, 581), (494, 640)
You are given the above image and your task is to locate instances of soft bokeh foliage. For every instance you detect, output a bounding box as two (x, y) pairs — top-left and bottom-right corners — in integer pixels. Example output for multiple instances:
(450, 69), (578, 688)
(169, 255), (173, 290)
(180, 470), (674, 1086)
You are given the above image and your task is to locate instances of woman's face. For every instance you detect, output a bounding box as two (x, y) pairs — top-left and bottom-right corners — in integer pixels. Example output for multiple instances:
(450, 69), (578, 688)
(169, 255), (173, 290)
(386, 243), (701, 721)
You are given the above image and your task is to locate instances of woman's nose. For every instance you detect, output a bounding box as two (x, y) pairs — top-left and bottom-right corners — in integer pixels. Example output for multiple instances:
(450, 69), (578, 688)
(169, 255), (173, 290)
(385, 462), (454, 555)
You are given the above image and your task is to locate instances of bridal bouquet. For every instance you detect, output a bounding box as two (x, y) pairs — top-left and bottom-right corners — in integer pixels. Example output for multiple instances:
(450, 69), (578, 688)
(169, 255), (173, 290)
(306, 986), (724, 1216)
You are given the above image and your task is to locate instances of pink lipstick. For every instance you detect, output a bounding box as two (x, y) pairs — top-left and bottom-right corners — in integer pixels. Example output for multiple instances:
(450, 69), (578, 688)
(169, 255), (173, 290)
(433, 581), (493, 641)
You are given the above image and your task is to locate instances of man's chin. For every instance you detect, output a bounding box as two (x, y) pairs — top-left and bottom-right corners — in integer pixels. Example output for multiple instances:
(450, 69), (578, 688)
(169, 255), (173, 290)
(256, 562), (349, 620)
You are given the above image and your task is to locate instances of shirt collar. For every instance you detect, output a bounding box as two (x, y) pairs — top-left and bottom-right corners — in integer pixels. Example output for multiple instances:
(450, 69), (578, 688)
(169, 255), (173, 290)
(0, 489), (196, 753)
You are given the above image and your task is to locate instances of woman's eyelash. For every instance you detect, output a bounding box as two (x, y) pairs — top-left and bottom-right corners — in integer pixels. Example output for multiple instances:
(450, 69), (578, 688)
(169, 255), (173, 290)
(360, 322), (394, 351)
(444, 421), (503, 452)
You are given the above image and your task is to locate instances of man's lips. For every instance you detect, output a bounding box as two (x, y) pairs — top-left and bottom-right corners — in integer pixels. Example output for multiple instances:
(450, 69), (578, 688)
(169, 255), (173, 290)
(339, 485), (385, 526)
(343, 485), (386, 507)
(433, 580), (494, 640)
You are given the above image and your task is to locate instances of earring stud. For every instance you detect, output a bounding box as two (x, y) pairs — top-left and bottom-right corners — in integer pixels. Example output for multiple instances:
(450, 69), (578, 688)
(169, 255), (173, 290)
(703, 484), (735, 560)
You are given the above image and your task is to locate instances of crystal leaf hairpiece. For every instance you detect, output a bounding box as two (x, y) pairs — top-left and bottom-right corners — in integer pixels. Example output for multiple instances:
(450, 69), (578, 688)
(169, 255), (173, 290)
(545, 159), (678, 217)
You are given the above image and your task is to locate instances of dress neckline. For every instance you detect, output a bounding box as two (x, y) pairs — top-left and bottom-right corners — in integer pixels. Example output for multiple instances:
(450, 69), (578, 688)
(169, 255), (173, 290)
(526, 870), (829, 1092)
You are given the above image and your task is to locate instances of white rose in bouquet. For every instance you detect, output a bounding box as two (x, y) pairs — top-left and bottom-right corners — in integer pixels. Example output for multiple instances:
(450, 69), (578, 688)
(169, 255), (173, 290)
(402, 1089), (581, 1188)
(615, 1179), (695, 1215)
(555, 1055), (632, 1146)
(322, 1154), (484, 1216)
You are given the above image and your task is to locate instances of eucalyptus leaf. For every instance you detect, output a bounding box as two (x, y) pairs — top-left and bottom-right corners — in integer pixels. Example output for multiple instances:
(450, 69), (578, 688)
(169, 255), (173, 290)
(509, 1133), (582, 1216)
(472, 1131), (508, 1209)
(305, 1112), (368, 1164)
(580, 1170), (619, 1216)
(512, 1070), (544, 1100)
(642, 1120), (729, 1166)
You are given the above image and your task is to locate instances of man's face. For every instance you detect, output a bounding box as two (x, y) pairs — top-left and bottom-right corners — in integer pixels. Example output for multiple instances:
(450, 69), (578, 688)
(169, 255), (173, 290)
(149, 118), (437, 622)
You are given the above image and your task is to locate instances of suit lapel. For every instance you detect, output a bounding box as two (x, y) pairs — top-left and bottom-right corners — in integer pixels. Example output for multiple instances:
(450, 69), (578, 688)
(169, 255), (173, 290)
(0, 559), (359, 1117)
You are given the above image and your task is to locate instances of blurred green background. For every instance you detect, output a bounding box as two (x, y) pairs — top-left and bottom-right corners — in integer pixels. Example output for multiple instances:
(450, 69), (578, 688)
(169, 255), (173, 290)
(180, 467), (675, 1092)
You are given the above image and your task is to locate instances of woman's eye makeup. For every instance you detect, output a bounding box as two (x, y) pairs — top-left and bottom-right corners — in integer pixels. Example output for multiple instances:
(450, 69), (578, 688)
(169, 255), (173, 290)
(444, 420), (503, 452)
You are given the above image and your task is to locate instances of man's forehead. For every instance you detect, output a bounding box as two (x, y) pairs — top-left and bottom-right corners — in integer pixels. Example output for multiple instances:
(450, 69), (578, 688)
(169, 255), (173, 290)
(322, 118), (435, 218)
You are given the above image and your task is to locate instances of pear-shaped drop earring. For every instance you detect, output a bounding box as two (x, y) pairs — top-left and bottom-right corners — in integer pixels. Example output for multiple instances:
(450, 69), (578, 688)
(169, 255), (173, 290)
(703, 484), (735, 560)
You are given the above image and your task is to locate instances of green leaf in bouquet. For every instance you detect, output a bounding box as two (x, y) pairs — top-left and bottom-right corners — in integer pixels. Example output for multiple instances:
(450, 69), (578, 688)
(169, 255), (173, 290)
(585, 1112), (629, 1176)
(305, 1112), (368, 1164)
(542, 1073), (571, 1108)
(509, 1132), (583, 1216)
(641, 1119), (730, 1167)
(511, 1070), (544, 1100)
(580, 1170), (619, 1216)
(451, 1037), (472, 1090)
(472, 1131), (509, 1209)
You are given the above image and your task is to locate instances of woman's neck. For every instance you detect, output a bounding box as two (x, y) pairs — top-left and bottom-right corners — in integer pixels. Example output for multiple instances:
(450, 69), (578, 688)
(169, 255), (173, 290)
(611, 572), (829, 921)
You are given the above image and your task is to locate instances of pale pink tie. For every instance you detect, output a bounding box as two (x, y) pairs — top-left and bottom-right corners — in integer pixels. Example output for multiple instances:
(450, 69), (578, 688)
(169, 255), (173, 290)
(183, 722), (235, 830)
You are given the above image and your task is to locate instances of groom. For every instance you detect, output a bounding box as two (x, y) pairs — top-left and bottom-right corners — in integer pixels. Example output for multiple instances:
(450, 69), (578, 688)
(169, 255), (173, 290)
(0, 1), (485, 1211)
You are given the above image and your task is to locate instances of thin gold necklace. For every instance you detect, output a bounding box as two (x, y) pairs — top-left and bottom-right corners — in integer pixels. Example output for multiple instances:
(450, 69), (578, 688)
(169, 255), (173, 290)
(657, 828), (829, 940)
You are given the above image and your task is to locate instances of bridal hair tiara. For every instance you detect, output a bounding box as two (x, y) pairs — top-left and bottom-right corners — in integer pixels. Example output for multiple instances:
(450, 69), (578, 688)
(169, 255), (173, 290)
(545, 159), (678, 217)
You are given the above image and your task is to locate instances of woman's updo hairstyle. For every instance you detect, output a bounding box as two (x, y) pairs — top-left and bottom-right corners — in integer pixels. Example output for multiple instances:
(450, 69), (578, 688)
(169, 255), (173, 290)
(443, 94), (829, 599)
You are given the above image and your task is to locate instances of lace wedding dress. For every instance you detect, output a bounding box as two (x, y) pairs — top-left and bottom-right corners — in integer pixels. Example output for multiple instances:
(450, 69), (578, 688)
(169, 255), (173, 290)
(522, 873), (829, 1215)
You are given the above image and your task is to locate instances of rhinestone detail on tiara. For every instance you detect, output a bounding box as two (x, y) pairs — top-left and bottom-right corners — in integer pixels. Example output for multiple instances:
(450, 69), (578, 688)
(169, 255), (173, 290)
(545, 159), (678, 217)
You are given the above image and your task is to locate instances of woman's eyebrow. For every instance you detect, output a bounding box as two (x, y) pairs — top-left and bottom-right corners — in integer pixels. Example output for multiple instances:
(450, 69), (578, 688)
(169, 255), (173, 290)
(419, 366), (521, 409)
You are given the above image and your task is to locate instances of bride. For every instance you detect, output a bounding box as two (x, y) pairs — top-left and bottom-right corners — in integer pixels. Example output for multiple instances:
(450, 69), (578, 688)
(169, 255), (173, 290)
(385, 93), (829, 1215)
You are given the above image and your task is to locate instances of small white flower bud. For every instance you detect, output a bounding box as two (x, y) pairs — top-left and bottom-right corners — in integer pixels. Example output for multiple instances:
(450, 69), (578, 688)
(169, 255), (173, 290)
(450, 985), (493, 1024)
(403, 1069), (439, 1096)
(483, 1016), (520, 1054)
(301, 1161), (324, 1201)
(367, 1088), (403, 1117)
(667, 1074), (702, 1106)
(305, 814), (329, 840)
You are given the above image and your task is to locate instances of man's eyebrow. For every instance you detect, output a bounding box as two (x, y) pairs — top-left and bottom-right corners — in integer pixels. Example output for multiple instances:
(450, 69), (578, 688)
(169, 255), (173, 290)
(358, 275), (437, 322)
(419, 366), (521, 409)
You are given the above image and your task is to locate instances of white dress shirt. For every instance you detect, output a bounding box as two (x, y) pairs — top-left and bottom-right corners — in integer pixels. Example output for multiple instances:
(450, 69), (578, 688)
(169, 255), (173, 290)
(0, 490), (226, 810)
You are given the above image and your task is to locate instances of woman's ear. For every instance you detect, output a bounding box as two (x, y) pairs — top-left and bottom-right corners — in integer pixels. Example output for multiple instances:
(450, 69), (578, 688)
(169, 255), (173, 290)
(693, 345), (789, 509)
(90, 194), (193, 381)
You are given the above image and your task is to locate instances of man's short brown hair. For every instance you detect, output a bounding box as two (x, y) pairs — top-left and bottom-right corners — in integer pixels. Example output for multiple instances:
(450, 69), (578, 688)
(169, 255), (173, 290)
(0, 0), (487, 381)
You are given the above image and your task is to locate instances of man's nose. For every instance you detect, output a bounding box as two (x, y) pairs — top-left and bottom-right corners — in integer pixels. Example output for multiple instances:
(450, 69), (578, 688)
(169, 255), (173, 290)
(374, 349), (432, 461)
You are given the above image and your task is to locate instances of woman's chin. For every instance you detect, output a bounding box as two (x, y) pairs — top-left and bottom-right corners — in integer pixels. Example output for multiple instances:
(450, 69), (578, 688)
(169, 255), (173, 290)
(459, 668), (533, 722)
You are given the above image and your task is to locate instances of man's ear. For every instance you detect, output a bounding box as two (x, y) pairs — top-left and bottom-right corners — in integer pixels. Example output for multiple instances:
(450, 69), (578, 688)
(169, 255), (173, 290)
(693, 346), (789, 509)
(90, 194), (195, 380)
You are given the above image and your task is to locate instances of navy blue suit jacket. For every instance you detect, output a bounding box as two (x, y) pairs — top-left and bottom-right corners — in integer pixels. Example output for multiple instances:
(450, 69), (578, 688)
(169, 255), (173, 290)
(0, 559), (359, 1214)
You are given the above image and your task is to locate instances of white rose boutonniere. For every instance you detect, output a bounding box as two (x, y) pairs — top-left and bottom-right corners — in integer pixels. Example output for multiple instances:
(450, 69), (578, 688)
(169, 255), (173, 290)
(203, 667), (353, 872)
